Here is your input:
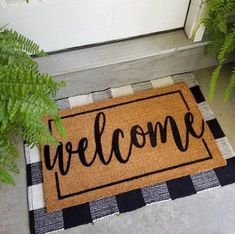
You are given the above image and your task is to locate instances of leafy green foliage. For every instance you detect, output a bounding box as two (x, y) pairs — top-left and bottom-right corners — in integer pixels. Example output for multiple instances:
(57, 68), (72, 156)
(0, 28), (66, 185)
(224, 67), (235, 101)
(203, 0), (235, 101)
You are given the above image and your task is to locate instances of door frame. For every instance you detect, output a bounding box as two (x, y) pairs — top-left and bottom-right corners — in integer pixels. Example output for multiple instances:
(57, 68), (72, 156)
(184, 0), (205, 42)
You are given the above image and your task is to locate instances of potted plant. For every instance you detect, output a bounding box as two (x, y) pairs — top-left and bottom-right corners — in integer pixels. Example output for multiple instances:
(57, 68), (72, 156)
(203, 0), (235, 101)
(0, 27), (66, 185)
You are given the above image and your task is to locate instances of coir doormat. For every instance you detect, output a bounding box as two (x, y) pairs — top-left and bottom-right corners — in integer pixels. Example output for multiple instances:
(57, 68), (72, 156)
(25, 73), (235, 234)
(42, 82), (226, 212)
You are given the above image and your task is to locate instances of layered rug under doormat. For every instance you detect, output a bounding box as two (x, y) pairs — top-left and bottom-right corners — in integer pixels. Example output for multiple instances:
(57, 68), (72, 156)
(25, 73), (235, 234)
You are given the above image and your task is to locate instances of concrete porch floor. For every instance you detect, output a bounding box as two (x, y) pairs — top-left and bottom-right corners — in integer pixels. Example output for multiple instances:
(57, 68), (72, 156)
(0, 64), (235, 234)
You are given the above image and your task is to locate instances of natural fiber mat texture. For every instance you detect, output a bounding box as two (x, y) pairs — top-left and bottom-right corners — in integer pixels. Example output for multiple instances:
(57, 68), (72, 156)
(42, 82), (226, 212)
(25, 73), (235, 234)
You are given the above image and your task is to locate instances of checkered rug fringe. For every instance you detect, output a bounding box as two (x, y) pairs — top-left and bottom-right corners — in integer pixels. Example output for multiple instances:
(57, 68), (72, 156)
(25, 73), (235, 234)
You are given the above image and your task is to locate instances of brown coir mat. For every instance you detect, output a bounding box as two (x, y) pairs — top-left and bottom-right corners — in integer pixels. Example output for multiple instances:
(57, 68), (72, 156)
(41, 82), (226, 212)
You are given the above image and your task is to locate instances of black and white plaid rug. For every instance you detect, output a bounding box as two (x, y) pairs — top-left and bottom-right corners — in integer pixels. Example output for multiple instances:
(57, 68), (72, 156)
(24, 73), (235, 234)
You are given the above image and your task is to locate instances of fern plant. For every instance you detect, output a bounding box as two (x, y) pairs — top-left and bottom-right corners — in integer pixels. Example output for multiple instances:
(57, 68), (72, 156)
(0, 28), (66, 185)
(203, 0), (235, 101)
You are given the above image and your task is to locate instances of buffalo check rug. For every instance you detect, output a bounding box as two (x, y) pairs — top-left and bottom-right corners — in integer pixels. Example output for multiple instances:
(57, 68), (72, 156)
(25, 73), (235, 234)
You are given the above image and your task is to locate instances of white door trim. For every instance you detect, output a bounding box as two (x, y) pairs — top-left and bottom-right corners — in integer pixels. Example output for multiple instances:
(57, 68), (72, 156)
(184, 0), (205, 42)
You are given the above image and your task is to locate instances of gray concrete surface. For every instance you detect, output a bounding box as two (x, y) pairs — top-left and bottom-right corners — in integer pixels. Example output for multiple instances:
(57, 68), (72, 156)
(0, 65), (235, 234)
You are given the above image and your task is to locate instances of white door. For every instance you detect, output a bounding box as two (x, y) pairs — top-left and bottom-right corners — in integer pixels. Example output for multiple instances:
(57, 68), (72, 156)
(0, 0), (190, 52)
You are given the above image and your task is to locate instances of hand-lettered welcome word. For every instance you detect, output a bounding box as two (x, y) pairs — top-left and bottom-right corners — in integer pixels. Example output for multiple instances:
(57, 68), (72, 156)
(44, 111), (205, 176)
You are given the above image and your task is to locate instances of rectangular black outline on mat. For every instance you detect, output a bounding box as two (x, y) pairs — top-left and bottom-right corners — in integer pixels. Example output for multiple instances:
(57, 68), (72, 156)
(46, 90), (213, 200)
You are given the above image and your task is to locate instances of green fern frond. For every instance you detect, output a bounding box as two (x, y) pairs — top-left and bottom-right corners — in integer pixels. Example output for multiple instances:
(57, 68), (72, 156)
(0, 167), (15, 185)
(217, 26), (235, 62)
(224, 67), (235, 101)
(0, 29), (46, 56)
(0, 65), (64, 97)
(207, 36), (225, 57)
(0, 135), (19, 185)
(203, 0), (235, 101)
(0, 44), (38, 69)
(209, 65), (223, 100)
(0, 28), (66, 185)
